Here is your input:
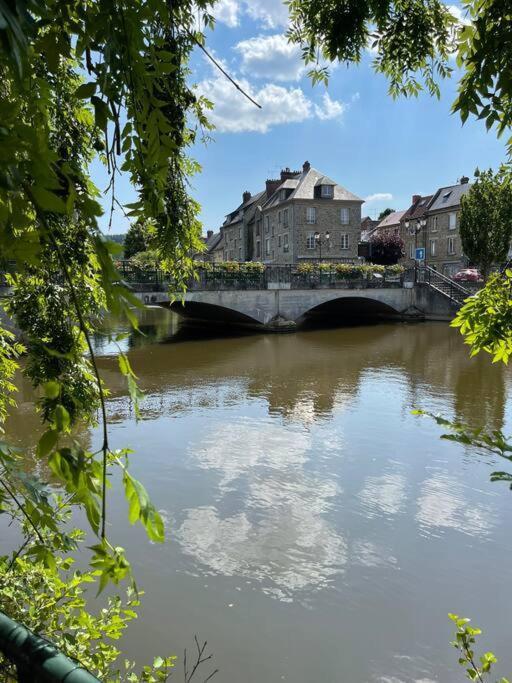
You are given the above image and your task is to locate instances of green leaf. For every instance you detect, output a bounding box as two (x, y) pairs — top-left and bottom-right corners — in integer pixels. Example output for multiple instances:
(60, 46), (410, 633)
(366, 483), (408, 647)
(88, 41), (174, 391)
(30, 187), (67, 213)
(74, 82), (97, 99)
(43, 380), (60, 399)
(53, 404), (70, 431)
(36, 429), (59, 458)
(122, 470), (164, 543)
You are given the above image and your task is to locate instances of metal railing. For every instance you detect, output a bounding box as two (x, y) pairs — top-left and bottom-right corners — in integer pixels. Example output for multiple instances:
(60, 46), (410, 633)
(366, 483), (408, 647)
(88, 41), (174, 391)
(0, 610), (100, 682)
(118, 262), (411, 292)
(417, 265), (471, 305)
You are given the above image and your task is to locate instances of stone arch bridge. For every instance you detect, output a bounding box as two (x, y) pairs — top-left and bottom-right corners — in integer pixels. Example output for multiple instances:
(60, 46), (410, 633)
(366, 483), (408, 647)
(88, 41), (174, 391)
(128, 264), (468, 331)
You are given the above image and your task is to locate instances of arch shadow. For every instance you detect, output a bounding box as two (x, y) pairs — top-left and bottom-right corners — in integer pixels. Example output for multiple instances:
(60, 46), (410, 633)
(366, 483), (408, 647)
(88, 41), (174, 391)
(297, 296), (403, 328)
(169, 300), (262, 328)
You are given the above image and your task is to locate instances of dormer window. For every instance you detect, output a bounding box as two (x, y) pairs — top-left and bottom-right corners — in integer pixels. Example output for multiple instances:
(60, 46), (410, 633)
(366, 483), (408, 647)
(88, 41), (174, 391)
(280, 189), (287, 200)
(320, 185), (334, 198)
(442, 191), (452, 202)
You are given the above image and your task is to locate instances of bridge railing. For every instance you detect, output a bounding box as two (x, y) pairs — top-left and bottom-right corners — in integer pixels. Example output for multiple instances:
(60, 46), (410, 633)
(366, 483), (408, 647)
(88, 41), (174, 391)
(117, 261), (414, 292)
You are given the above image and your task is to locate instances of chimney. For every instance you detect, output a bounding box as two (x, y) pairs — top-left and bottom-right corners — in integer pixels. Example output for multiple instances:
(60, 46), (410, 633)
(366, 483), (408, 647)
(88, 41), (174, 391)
(460, 175), (469, 185)
(207, 230), (213, 238)
(303, 160), (311, 173)
(243, 190), (252, 203)
(412, 194), (421, 205)
(265, 178), (281, 198)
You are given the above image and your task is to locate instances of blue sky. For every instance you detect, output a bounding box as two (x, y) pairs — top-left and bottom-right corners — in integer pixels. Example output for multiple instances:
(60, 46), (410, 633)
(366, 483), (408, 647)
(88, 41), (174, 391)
(95, 0), (507, 235)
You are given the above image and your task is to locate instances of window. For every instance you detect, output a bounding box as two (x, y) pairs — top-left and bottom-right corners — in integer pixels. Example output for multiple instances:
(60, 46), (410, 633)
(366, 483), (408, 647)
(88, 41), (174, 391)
(280, 189), (287, 201)
(278, 235), (282, 248)
(430, 239), (437, 256)
(447, 236), (456, 255)
(394, 227), (399, 236)
(442, 191), (452, 202)
(256, 240), (261, 258)
(341, 234), (349, 250)
(306, 207), (316, 224)
(340, 207), (350, 225)
(234, 238), (237, 249)
(265, 216), (270, 234)
(449, 212), (457, 230)
(431, 216), (438, 232)
(265, 238), (270, 256)
(306, 232), (316, 249)
(283, 208), (289, 226)
(409, 243), (414, 258)
(278, 210), (282, 224)
(271, 225), (275, 237)
(239, 247), (242, 260)
(283, 234), (289, 253)
(239, 227), (242, 239)
(256, 221), (261, 237)
(321, 185), (334, 198)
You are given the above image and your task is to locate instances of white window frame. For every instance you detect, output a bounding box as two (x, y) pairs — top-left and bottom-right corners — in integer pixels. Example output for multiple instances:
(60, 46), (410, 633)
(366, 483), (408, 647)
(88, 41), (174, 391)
(430, 239), (437, 257)
(340, 207), (350, 225)
(431, 216), (438, 232)
(449, 212), (457, 230)
(321, 185), (334, 198)
(278, 235), (282, 248)
(283, 208), (289, 226)
(447, 236), (456, 255)
(306, 207), (316, 224)
(340, 233), (350, 250)
(306, 232), (316, 249)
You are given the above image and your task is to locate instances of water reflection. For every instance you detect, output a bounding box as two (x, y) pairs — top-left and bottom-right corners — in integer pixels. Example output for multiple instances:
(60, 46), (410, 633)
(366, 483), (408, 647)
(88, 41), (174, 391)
(4, 309), (512, 682)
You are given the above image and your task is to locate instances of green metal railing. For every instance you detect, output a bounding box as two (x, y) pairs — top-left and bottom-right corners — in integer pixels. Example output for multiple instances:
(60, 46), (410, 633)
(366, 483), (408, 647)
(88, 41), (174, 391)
(0, 610), (100, 682)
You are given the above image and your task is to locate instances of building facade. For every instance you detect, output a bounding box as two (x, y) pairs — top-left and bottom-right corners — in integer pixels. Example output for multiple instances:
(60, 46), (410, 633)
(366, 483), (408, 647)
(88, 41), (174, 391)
(219, 161), (363, 264)
(401, 194), (433, 266)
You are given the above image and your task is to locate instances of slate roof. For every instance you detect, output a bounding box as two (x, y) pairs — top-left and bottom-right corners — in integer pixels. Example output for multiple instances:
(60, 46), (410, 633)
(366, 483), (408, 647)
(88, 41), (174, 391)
(402, 195), (433, 221)
(376, 210), (406, 230)
(205, 231), (222, 252)
(263, 166), (363, 209)
(428, 182), (471, 213)
(223, 190), (266, 226)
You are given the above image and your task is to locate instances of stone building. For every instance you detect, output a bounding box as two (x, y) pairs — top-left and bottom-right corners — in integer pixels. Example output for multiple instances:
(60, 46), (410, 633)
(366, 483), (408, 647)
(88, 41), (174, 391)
(360, 216), (379, 242)
(374, 210), (406, 237)
(422, 177), (471, 276)
(401, 194), (433, 265)
(218, 161), (363, 264)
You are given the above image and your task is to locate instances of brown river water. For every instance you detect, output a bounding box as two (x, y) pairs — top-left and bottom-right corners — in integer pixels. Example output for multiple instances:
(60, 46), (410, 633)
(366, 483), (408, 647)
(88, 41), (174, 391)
(4, 308), (512, 683)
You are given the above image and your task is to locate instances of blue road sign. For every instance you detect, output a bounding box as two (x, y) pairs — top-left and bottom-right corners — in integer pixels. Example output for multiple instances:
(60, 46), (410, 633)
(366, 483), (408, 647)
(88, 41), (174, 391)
(415, 247), (425, 261)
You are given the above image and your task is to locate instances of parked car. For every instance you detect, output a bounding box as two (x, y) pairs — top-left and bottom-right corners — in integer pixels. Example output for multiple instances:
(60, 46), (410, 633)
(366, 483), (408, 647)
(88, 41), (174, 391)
(453, 268), (482, 282)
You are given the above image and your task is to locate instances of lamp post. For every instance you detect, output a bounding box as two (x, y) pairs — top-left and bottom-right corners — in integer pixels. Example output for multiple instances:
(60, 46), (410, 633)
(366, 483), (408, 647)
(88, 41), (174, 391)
(404, 217), (427, 281)
(314, 231), (330, 262)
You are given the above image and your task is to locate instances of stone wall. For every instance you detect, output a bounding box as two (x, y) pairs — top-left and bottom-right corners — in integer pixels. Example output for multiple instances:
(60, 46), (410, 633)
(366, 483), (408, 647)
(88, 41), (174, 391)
(293, 201), (361, 262)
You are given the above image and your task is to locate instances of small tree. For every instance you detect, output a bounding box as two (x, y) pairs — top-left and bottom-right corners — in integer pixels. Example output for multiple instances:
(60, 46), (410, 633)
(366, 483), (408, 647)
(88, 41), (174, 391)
(369, 233), (404, 265)
(378, 207), (396, 221)
(124, 222), (148, 259)
(460, 168), (512, 280)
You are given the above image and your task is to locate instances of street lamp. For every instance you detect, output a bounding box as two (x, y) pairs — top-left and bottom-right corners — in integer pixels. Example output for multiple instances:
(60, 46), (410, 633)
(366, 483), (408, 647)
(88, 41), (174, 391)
(405, 216), (427, 281)
(314, 230), (330, 261)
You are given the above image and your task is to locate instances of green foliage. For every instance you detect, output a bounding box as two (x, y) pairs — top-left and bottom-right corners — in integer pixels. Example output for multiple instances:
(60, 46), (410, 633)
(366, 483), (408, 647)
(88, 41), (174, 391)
(449, 614), (509, 682)
(287, 0), (512, 149)
(451, 270), (512, 364)
(287, 0), (456, 97)
(125, 223), (150, 260)
(295, 262), (403, 278)
(378, 208), (396, 221)
(460, 169), (512, 279)
(0, 554), (178, 682)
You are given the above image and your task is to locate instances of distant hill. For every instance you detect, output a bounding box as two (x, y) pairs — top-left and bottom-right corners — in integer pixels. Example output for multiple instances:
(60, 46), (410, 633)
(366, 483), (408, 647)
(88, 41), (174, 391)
(107, 234), (126, 245)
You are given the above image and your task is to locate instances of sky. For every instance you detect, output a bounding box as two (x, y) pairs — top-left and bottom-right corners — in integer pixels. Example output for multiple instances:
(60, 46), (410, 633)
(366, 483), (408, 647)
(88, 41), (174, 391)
(94, 0), (508, 235)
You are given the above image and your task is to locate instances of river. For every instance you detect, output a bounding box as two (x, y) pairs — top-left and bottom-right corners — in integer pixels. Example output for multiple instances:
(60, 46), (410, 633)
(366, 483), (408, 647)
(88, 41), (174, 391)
(5, 308), (512, 683)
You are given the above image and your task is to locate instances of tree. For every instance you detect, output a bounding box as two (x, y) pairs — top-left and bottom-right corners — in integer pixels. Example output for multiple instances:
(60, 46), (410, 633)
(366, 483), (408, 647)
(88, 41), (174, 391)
(378, 207), (395, 221)
(369, 232), (404, 265)
(460, 168), (512, 280)
(124, 222), (149, 260)
(288, 0), (512, 154)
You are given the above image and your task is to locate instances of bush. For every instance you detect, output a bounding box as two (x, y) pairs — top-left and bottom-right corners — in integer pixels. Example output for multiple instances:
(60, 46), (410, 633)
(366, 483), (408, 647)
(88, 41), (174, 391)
(369, 232), (405, 265)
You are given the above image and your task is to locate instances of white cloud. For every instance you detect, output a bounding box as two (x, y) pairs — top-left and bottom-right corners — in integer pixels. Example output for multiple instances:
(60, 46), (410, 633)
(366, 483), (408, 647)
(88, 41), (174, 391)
(315, 93), (346, 120)
(235, 33), (304, 82)
(447, 4), (471, 26)
(244, 0), (288, 28)
(365, 192), (394, 203)
(214, 0), (240, 27)
(214, 0), (288, 29)
(197, 59), (348, 133)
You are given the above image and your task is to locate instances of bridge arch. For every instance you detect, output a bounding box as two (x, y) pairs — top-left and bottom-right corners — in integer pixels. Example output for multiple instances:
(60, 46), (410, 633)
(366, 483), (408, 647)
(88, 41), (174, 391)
(295, 295), (404, 326)
(168, 299), (264, 327)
